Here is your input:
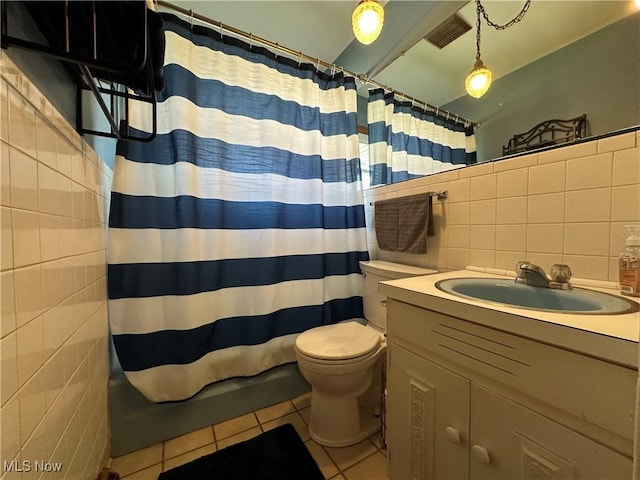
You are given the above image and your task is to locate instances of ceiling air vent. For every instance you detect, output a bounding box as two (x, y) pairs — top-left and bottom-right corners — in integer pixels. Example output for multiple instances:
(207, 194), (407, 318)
(425, 14), (471, 49)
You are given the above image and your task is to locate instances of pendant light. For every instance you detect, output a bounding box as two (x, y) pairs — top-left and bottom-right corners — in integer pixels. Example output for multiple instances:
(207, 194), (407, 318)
(465, 1), (491, 98)
(465, 0), (531, 99)
(352, 0), (384, 45)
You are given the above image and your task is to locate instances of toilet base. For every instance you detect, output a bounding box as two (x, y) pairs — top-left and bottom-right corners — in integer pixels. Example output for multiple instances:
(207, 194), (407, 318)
(296, 335), (385, 448)
(307, 381), (382, 448)
(309, 402), (381, 448)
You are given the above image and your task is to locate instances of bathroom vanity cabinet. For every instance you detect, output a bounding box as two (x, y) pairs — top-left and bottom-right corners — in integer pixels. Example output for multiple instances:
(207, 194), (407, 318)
(385, 299), (635, 480)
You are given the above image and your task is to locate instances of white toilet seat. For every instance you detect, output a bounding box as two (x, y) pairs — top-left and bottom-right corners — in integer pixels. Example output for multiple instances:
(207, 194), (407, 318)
(296, 322), (383, 363)
(296, 341), (385, 367)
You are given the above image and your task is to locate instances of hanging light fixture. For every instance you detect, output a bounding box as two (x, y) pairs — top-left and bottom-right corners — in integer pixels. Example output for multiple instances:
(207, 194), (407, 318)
(465, 57), (492, 99)
(465, 0), (531, 98)
(465, 1), (491, 98)
(352, 0), (384, 45)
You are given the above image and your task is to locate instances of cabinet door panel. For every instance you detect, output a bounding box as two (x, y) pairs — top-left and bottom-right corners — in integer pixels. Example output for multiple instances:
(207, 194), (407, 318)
(469, 385), (631, 480)
(434, 365), (470, 480)
(388, 344), (471, 480)
(387, 344), (436, 480)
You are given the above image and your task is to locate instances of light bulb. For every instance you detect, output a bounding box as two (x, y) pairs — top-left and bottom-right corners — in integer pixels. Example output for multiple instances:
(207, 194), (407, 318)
(352, 0), (384, 45)
(358, 9), (380, 33)
(465, 59), (492, 98)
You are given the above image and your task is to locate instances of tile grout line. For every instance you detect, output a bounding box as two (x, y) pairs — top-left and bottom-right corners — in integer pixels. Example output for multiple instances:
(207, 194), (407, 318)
(160, 441), (166, 475)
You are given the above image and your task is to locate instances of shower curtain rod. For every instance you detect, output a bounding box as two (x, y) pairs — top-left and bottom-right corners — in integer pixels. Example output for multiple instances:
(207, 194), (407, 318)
(155, 0), (478, 128)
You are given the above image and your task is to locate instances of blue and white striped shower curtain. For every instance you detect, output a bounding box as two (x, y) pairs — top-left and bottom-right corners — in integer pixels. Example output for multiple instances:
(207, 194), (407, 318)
(107, 14), (369, 402)
(367, 89), (476, 185)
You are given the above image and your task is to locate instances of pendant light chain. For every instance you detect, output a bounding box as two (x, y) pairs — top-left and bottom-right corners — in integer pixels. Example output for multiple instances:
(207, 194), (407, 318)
(478, 0), (532, 31)
(474, 0), (532, 60)
(467, 0), (530, 99)
(474, 1), (482, 60)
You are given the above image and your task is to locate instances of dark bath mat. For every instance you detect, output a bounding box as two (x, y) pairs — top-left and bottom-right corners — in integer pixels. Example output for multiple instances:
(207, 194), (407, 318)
(157, 423), (325, 480)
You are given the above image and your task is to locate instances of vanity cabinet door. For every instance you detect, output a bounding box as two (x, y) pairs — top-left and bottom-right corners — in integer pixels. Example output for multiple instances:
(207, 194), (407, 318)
(468, 384), (632, 480)
(387, 344), (469, 480)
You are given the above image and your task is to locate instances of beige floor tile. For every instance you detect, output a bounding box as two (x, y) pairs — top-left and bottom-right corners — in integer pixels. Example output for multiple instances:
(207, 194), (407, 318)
(213, 412), (259, 440)
(343, 451), (388, 480)
(298, 405), (311, 424)
(164, 426), (214, 460)
(216, 425), (262, 450)
(261, 411), (310, 442)
(324, 439), (379, 472)
(255, 399), (296, 424)
(329, 475), (346, 480)
(120, 463), (162, 480)
(163, 443), (217, 472)
(111, 443), (163, 477)
(292, 391), (312, 410)
(304, 439), (339, 479)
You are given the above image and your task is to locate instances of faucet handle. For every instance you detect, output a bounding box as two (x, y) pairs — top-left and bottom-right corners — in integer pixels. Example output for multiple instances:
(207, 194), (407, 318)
(549, 264), (572, 283)
(549, 264), (572, 289)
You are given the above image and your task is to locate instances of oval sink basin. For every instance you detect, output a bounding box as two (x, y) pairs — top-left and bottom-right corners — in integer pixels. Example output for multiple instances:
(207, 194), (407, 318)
(435, 278), (639, 315)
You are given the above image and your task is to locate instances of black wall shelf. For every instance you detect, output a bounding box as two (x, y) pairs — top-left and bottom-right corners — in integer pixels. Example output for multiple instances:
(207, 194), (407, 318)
(1, 1), (164, 142)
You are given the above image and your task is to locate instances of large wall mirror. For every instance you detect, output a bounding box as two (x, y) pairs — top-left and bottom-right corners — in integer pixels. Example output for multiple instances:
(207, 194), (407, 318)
(360, 9), (639, 187)
(444, 11), (639, 164)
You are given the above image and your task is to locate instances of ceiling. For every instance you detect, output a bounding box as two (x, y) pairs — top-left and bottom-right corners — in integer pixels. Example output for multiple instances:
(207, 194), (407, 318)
(163, 1), (638, 107)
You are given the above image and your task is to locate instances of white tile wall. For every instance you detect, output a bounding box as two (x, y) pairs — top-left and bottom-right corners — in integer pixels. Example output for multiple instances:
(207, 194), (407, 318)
(0, 52), (111, 480)
(364, 131), (640, 282)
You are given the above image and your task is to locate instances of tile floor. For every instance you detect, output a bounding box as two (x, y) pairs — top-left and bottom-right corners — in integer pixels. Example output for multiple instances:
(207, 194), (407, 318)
(110, 392), (389, 480)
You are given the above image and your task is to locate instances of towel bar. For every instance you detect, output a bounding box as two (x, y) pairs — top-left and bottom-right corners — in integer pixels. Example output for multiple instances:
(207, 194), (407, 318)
(369, 190), (447, 205)
(431, 190), (448, 200)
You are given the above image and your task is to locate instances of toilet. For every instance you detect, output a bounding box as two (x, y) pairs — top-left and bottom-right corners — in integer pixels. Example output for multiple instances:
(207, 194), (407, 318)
(295, 260), (437, 447)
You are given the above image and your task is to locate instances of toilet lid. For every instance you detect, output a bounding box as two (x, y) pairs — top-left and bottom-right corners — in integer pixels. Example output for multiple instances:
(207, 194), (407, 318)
(296, 322), (381, 361)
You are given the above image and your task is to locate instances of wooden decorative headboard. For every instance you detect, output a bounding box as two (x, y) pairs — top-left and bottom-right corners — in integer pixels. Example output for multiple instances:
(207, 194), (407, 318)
(502, 114), (588, 156)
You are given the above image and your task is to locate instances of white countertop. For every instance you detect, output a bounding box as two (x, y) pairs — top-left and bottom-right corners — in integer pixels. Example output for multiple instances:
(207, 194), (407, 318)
(379, 269), (640, 369)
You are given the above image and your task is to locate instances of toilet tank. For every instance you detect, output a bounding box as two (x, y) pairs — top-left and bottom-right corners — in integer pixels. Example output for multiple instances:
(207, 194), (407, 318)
(359, 261), (437, 330)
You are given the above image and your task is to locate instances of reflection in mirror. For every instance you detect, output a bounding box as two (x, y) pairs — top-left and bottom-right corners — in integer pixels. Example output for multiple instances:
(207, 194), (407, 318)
(358, 132), (371, 189)
(364, 11), (639, 187)
(444, 11), (640, 163)
(501, 114), (588, 157)
(366, 89), (476, 187)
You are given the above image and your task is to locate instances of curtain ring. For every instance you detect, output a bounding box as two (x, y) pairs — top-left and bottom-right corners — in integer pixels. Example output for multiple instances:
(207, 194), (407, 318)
(218, 19), (223, 37)
(248, 33), (253, 50)
(446, 112), (450, 121)
(455, 115), (459, 124)
(316, 58), (320, 72)
(189, 9), (193, 29)
(274, 43), (279, 59)
(435, 107), (440, 117)
(298, 51), (302, 66)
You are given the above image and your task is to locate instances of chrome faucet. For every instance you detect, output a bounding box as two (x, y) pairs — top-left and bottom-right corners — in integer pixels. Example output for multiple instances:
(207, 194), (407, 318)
(515, 262), (550, 287)
(515, 261), (573, 289)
